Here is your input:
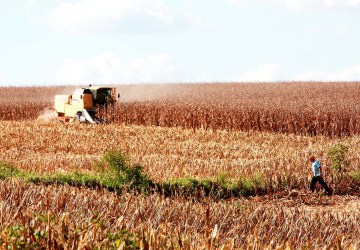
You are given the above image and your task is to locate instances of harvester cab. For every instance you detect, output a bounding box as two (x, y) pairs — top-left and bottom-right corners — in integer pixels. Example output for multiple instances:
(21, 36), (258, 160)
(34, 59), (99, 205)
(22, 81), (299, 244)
(54, 86), (119, 124)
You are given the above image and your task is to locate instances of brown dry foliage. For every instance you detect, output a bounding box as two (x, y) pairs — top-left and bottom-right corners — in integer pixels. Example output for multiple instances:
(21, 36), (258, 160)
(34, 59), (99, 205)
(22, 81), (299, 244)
(1, 82), (360, 249)
(0, 180), (359, 249)
(1, 121), (359, 194)
(1, 82), (360, 136)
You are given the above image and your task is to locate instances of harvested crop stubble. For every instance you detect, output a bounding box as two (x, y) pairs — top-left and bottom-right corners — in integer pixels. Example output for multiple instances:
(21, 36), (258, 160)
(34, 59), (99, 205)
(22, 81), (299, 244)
(0, 180), (359, 249)
(1, 121), (359, 194)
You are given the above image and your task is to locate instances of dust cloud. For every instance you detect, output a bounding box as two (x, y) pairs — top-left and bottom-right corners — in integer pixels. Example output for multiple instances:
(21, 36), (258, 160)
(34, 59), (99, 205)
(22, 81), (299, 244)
(117, 84), (184, 102)
(37, 107), (57, 123)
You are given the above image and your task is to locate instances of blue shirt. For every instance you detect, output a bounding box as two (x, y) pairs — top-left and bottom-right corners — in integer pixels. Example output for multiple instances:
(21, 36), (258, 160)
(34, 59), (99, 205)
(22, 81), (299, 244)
(312, 160), (321, 176)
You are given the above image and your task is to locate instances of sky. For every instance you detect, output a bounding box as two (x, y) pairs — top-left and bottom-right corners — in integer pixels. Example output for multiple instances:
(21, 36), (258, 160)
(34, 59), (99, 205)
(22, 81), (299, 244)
(0, 0), (360, 86)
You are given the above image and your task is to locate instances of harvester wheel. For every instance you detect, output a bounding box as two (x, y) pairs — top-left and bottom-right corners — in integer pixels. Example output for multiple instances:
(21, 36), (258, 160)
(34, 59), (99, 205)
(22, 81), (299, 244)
(72, 115), (81, 124)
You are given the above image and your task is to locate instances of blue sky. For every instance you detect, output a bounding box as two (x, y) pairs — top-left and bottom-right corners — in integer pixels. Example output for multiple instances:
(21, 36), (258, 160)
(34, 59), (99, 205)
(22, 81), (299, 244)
(0, 0), (360, 86)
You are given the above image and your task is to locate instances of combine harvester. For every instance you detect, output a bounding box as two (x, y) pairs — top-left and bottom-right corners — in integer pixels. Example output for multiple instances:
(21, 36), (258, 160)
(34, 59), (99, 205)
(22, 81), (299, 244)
(54, 85), (119, 124)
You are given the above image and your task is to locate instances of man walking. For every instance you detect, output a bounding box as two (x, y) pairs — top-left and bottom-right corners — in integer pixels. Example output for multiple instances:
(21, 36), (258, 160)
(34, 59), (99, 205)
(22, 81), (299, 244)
(309, 156), (332, 195)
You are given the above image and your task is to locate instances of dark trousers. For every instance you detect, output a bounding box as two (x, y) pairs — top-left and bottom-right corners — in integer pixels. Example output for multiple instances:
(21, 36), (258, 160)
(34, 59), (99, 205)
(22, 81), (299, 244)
(310, 176), (331, 193)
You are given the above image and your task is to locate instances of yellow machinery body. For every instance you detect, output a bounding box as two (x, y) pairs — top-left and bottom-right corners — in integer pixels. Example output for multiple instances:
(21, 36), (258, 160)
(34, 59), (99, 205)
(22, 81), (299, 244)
(54, 86), (118, 123)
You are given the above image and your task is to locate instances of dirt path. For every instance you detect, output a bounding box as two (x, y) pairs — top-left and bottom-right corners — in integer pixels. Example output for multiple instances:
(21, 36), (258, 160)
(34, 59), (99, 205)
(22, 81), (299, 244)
(248, 190), (360, 214)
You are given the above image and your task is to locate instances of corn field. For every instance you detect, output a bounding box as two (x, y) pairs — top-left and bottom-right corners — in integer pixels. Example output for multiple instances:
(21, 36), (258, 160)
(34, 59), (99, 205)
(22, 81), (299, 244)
(0, 82), (359, 249)
(1, 82), (360, 136)
(0, 180), (359, 249)
(1, 121), (359, 192)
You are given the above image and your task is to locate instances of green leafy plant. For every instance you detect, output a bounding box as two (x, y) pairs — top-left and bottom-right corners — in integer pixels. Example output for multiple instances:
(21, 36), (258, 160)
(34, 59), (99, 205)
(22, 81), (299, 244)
(217, 172), (237, 190)
(351, 169), (360, 182)
(99, 150), (152, 190)
(327, 144), (349, 172)
(0, 161), (20, 179)
(105, 230), (141, 249)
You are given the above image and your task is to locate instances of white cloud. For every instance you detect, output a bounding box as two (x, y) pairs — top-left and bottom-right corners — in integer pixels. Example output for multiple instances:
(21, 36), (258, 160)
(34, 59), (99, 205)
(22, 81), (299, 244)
(292, 70), (329, 81)
(51, 53), (178, 84)
(0, 74), (6, 86)
(334, 24), (349, 35)
(293, 65), (360, 81)
(329, 65), (360, 81)
(225, 0), (360, 10)
(284, 0), (360, 10)
(193, 71), (216, 83)
(236, 64), (360, 82)
(238, 64), (282, 82)
(223, 0), (244, 6)
(26, 0), (37, 8)
(0, 74), (28, 87)
(46, 0), (176, 33)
